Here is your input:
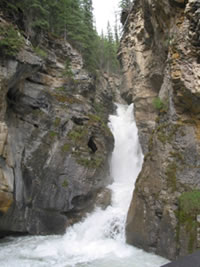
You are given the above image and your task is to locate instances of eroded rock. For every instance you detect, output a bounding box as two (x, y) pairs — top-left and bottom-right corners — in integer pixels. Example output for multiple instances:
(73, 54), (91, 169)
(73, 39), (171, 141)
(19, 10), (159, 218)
(0, 15), (119, 235)
(119, 0), (200, 260)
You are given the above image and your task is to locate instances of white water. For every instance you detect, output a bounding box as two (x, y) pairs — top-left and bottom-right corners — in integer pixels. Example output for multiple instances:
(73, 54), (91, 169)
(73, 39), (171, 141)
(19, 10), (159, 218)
(0, 104), (169, 267)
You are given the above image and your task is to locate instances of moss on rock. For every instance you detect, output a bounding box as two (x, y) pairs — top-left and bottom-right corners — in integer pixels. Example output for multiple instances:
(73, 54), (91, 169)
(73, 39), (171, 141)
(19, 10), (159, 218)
(165, 162), (177, 192)
(176, 190), (200, 253)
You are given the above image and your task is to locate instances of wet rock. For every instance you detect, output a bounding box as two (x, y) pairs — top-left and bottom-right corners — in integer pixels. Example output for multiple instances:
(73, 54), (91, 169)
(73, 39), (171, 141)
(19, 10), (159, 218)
(95, 188), (112, 210)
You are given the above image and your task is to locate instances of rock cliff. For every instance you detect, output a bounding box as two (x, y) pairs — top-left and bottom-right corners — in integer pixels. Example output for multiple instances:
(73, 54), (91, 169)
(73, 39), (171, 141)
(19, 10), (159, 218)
(0, 15), (120, 235)
(119, 0), (200, 260)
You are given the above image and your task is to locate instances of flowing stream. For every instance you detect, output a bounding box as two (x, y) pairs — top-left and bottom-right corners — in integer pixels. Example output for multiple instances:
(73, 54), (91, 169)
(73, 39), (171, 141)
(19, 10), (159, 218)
(0, 104), (169, 267)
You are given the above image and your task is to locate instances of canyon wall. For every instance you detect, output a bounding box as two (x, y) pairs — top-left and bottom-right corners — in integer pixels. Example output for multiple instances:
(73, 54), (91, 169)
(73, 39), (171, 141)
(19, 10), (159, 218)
(119, 0), (200, 260)
(0, 15), (121, 235)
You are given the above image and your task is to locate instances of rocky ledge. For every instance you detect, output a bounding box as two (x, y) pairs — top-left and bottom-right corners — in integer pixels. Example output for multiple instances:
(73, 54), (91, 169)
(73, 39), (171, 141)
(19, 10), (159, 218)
(0, 16), (121, 235)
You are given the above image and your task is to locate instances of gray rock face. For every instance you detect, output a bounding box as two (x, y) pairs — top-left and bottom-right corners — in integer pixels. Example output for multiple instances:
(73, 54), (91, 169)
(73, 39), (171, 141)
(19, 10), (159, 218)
(0, 17), (119, 235)
(119, 0), (200, 260)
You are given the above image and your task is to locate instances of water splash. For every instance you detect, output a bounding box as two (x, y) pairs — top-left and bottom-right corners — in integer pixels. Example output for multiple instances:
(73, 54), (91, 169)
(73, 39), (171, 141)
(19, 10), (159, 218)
(0, 104), (169, 267)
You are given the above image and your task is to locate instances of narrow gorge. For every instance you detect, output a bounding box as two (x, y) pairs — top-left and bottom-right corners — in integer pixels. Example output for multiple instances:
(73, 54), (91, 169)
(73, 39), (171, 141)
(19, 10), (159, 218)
(0, 0), (200, 266)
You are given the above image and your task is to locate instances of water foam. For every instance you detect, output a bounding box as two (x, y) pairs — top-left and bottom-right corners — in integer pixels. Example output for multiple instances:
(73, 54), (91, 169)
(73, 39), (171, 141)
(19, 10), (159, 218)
(0, 104), (169, 267)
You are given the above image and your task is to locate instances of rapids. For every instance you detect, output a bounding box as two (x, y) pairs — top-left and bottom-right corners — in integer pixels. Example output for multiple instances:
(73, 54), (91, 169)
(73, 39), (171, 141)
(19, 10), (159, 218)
(0, 104), (169, 267)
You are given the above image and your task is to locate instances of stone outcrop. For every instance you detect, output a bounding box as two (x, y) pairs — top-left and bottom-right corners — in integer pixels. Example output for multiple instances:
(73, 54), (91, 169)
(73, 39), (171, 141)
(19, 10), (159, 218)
(0, 16), (119, 235)
(119, 0), (200, 260)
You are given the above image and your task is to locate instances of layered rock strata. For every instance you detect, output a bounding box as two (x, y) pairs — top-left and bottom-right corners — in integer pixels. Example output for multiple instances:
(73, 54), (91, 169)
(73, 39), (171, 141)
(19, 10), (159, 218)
(0, 16), (119, 235)
(119, 0), (200, 260)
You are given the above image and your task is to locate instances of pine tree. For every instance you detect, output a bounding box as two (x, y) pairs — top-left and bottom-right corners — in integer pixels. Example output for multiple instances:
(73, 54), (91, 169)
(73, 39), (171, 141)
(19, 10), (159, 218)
(80, 0), (98, 71)
(0, 0), (120, 74)
(114, 13), (120, 45)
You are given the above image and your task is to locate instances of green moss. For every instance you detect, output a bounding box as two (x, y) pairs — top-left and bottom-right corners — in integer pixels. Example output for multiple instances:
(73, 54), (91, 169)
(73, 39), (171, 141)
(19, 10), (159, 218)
(156, 123), (181, 145)
(61, 143), (71, 153)
(179, 191), (200, 215)
(148, 133), (154, 150)
(176, 190), (200, 253)
(62, 180), (68, 188)
(93, 102), (106, 116)
(49, 131), (58, 139)
(77, 156), (103, 168)
(68, 127), (88, 143)
(158, 132), (168, 144)
(88, 114), (101, 123)
(170, 151), (184, 162)
(62, 57), (74, 78)
(53, 94), (81, 104)
(88, 113), (112, 137)
(165, 162), (177, 191)
(55, 87), (65, 92)
(156, 123), (168, 144)
(152, 97), (168, 113)
(34, 46), (47, 58)
(177, 212), (197, 254)
(188, 228), (196, 254)
(93, 101), (110, 123)
(66, 111), (111, 169)
(0, 25), (24, 57)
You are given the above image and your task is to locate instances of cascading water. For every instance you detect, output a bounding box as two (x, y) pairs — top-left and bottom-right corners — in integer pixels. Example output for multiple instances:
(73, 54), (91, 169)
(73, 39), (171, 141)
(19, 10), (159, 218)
(0, 104), (169, 267)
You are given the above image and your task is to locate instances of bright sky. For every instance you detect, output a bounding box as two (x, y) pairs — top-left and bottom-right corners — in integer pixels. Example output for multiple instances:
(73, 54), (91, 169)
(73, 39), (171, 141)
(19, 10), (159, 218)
(93, 0), (120, 35)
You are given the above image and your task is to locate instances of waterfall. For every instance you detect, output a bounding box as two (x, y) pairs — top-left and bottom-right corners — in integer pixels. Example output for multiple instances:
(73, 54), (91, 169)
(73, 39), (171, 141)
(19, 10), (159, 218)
(0, 104), (168, 267)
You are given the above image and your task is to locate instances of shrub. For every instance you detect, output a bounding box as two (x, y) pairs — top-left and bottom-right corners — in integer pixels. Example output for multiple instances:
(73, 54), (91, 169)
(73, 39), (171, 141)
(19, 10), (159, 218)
(49, 131), (58, 139)
(0, 25), (24, 57)
(177, 190), (200, 253)
(62, 57), (74, 78)
(34, 46), (47, 58)
(152, 97), (167, 112)
(179, 190), (200, 216)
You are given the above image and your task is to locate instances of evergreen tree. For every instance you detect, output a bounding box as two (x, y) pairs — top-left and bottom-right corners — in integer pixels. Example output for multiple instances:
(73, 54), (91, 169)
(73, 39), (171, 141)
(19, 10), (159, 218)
(0, 0), (120, 74)
(79, 0), (98, 71)
(114, 13), (120, 45)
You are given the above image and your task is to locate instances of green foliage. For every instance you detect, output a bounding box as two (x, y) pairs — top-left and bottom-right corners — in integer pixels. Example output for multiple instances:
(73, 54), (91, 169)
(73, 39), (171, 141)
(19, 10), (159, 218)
(152, 97), (167, 112)
(61, 143), (71, 153)
(77, 156), (103, 168)
(176, 190), (200, 253)
(0, 0), (120, 74)
(165, 162), (177, 191)
(34, 46), (47, 58)
(93, 102), (107, 120)
(62, 58), (74, 78)
(179, 191), (200, 216)
(49, 131), (58, 138)
(95, 28), (120, 73)
(68, 127), (88, 142)
(88, 114), (101, 123)
(62, 179), (68, 187)
(0, 25), (24, 57)
(156, 123), (180, 145)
